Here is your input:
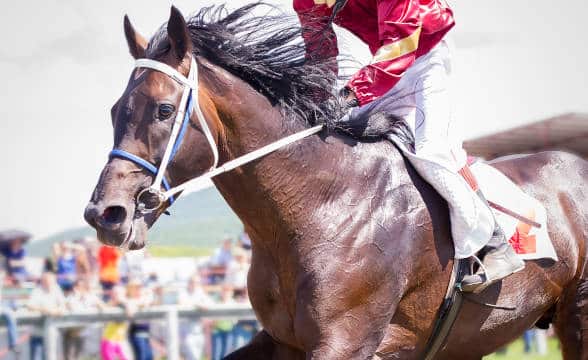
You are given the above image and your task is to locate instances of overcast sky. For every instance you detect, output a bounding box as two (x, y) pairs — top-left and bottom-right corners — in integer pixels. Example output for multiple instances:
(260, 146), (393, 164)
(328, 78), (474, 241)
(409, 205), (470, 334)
(1, 0), (586, 240)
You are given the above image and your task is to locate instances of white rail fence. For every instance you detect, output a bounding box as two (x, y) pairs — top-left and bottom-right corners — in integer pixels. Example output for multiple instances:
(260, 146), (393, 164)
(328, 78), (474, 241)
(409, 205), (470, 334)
(2, 305), (256, 360)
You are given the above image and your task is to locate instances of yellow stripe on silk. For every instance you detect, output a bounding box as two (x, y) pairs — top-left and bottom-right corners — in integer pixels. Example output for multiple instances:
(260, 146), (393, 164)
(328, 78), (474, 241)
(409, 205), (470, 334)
(313, 0), (337, 7)
(371, 26), (422, 64)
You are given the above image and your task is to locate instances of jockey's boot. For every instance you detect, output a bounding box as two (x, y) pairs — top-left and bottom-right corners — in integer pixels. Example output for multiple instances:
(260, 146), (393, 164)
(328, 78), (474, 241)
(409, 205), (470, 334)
(460, 190), (525, 293)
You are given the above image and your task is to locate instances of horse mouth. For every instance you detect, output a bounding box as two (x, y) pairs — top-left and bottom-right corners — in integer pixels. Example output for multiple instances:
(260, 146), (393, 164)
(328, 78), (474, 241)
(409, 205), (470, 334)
(94, 219), (146, 250)
(121, 221), (147, 251)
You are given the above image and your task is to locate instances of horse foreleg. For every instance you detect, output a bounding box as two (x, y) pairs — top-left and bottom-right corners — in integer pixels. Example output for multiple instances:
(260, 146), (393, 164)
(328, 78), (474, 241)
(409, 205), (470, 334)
(225, 330), (305, 360)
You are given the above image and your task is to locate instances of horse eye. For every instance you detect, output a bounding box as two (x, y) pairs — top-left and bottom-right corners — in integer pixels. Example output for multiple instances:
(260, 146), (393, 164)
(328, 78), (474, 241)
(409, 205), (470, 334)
(158, 104), (175, 120)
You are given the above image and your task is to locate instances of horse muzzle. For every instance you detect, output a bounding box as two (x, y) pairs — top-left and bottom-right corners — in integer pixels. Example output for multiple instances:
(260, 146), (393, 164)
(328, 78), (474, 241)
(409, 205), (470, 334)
(84, 201), (137, 247)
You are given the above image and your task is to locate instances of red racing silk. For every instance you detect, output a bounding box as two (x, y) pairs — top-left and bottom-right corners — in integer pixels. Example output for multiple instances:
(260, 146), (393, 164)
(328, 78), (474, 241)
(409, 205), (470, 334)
(293, 0), (455, 106)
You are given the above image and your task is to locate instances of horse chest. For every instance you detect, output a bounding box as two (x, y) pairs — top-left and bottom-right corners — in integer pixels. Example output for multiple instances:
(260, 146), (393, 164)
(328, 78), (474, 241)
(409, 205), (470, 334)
(247, 252), (302, 347)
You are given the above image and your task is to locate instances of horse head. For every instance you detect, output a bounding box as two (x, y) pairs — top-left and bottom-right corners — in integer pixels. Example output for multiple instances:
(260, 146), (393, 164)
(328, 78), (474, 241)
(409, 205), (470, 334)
(84, 7), (224, 249)
(84, 3), (342, 250)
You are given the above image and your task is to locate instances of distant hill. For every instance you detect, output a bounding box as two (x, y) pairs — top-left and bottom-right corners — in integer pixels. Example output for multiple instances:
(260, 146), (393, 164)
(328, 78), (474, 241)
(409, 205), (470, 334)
(29, 188), (242, 256)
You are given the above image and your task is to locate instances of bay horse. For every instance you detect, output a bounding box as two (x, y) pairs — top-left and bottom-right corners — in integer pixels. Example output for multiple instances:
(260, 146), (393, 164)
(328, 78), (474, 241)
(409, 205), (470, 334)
(84, 4), (588, 359)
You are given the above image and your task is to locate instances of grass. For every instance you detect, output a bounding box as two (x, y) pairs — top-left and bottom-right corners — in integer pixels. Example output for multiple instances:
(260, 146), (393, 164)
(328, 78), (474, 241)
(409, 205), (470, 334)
(484, 338), (562, 360)
(148, 245), (214, 258)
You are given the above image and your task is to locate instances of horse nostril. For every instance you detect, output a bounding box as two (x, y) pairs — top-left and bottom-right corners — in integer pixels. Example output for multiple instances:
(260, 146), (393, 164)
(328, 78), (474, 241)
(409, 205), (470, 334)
(101, 206), (127, 225)
(84, 204), (99, 227)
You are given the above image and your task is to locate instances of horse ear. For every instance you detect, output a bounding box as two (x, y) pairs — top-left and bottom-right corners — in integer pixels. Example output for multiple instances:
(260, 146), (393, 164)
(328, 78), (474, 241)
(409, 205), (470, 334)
(123, 15), (147, 59)
(167, 6), (192, 61)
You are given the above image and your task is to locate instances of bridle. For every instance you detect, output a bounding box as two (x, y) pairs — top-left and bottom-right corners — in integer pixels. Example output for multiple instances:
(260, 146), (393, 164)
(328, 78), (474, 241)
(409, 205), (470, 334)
(109, 56), (323, 214)
(110, 56), (217, 213)
(110, 56), (323, 214)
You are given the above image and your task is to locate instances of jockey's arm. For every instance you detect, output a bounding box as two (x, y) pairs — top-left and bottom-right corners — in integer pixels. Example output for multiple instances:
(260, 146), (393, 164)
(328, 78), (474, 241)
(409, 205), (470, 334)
(294, 0), (339, 73)
(346, 0), (421, 106)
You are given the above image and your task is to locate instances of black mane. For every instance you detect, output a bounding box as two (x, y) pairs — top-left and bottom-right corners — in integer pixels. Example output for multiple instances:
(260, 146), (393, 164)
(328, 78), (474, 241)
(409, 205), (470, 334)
(147, 3), (343, 127)
(146, 2), (414, 148)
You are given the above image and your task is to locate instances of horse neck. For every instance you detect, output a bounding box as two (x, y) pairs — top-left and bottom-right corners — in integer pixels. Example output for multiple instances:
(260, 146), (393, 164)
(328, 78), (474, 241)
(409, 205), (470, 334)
(208, 80), (338, 244)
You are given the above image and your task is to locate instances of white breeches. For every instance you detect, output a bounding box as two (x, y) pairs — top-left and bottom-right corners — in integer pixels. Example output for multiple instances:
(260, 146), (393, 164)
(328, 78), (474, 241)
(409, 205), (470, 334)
(352, 39), (494, 258)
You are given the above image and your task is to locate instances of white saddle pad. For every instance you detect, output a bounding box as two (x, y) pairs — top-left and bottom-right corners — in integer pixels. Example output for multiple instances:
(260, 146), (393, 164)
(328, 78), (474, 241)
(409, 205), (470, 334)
(470, 162), (558, 261)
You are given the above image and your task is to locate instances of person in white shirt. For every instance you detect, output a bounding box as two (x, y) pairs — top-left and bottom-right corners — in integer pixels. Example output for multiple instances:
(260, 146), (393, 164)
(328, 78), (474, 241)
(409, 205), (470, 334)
(26, 272), (67, 360)
(62, 279), (106, 360)
(225, 249), (250, 299)
(179, 274), (214, 360)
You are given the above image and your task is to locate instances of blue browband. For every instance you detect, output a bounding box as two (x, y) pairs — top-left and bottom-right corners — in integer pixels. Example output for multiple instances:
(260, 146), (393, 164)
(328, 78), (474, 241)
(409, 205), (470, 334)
(107, 90), (195, 207)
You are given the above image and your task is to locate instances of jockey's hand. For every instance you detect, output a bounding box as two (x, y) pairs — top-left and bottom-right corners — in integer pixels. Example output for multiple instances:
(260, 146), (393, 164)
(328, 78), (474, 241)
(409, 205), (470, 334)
(339, 87), (359, 109)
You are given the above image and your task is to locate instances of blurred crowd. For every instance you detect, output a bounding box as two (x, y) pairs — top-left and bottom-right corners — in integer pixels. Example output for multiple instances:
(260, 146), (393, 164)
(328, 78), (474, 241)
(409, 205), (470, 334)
(0, 229), (256, 360)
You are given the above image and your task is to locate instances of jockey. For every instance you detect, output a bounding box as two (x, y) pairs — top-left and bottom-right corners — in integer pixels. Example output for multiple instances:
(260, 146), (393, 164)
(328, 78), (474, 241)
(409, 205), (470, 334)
(293, 0), (524, 292)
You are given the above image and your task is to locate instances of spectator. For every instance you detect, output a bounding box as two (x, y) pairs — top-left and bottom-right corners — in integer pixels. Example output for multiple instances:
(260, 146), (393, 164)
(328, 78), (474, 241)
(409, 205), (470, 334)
(98, 245), (121, 299)
(77, 236), (100, 279)
(101, 286), (130, 360)
(151, 284), (167, 305)
(179, 274), (214, 360)
(208, 239), (233, 284)
(119, 255), (130, 285)
(126, 278), (154, 360)
(211, 239), (234, 267)
(225, 248), (249, 298)
(122, 249), (146, 283)
(145, 272), (159, 289)
(238, 230), (252, 250)
(67, 277), (106, 310)
(56, 242), (77, 294)
(26, 272), (67, 360)
(229, 264), (256, 353)
(73, 242), (92, 280)
(43, 242), (61, 273)
(63, 279), (106, 360)
(0, 271), (19, 355)
(0, 237), (28, 284)
(231, 319), (257, 354)
(535, 328), (548, 355)
(211, 284), (237, 360)
(523, 329), (534, 353)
